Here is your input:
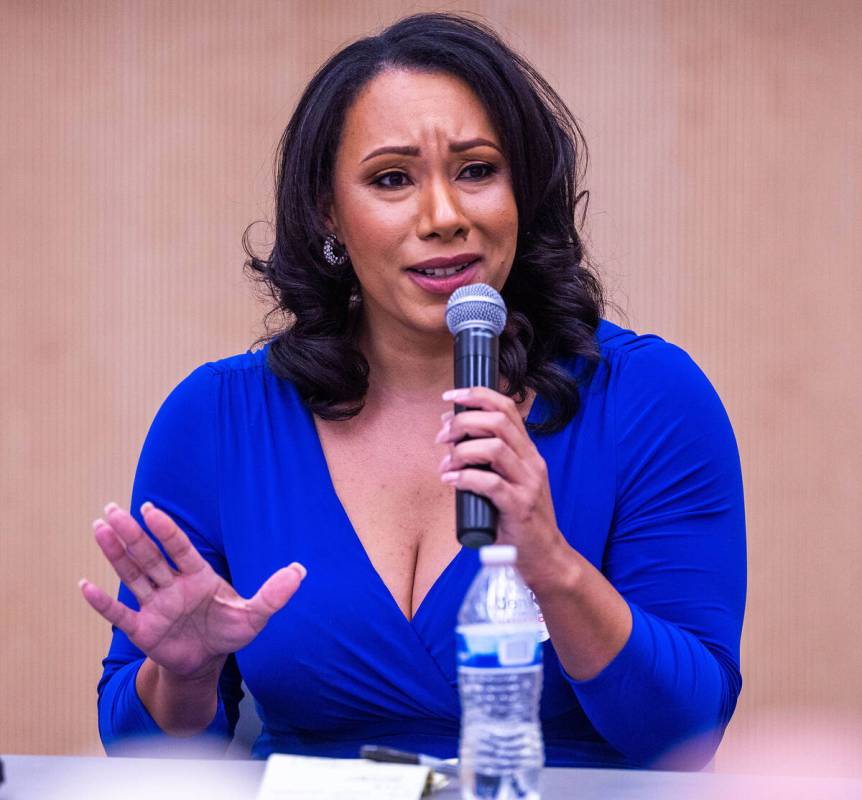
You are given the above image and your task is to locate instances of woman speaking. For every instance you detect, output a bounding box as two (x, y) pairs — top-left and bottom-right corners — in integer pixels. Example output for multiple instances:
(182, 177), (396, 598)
(80, 12), (746, 769)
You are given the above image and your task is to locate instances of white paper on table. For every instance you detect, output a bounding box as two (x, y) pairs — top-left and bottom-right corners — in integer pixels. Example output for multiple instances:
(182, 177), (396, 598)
(255, 754), (431, 800)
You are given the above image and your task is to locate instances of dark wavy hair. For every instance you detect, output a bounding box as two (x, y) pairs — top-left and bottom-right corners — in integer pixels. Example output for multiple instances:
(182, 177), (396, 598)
(244, 12), (605, 434)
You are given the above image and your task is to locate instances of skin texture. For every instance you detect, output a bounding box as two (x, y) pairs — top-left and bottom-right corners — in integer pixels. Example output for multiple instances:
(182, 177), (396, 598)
(325, 70), (631, 681)
(328, 69), (519, 357)
(312, 68), (525, 620)
(435, 386), (632, 682)
(81, 68), (631, 737)
(80, 503), (305, 734)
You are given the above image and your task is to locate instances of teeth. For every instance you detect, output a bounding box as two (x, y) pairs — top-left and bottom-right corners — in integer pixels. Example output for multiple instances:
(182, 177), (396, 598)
(418, 262), (471, 277)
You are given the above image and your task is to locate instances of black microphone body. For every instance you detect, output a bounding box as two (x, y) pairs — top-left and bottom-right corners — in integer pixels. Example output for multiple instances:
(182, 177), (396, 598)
(454, 327), (499, 548)
(446, 284), (508, 549)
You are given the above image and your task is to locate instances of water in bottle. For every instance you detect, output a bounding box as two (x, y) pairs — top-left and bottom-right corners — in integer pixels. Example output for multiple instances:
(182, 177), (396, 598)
(457, 544), (544, 800)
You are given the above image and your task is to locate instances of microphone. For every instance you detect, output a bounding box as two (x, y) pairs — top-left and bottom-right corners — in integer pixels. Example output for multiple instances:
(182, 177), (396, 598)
(445, 283), (507, 549)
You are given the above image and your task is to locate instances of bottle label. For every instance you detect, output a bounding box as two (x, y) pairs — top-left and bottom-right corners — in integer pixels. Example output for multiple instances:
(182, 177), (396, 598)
(528, 590), (551, 643)
(456, 623), (543, 669)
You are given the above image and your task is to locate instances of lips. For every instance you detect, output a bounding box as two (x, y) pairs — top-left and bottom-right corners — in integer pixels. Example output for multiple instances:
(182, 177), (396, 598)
(406, 253), (483, 275)
(405, 259), (481, 295)
(412, 260), (475, 278)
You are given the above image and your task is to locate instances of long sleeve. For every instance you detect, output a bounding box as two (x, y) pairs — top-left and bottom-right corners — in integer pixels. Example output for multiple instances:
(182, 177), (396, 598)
(97, 364), (244, 753)
(564, 339), (747, 768)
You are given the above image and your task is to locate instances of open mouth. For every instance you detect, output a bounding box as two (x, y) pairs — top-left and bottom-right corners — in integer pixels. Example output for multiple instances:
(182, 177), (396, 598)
(409, 260), (477, 278)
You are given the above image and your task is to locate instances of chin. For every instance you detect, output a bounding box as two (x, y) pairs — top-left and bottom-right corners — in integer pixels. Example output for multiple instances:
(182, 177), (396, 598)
(412, 309), (450, 336)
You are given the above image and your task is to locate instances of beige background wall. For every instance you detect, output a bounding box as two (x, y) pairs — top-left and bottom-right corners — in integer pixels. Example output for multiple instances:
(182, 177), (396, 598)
(1, 0), (860, 772)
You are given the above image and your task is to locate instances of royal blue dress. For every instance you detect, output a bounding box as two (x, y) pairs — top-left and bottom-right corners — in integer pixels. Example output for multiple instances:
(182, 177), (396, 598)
(97, 320), (746, 768)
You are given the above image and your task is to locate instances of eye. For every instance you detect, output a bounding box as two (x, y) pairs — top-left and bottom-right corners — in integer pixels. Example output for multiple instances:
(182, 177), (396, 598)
(372, 171), (411, 189)
(460, 163), (496, 180)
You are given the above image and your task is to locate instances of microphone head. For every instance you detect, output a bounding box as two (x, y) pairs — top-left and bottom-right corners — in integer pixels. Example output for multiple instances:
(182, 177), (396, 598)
(445, 283), (507, 336)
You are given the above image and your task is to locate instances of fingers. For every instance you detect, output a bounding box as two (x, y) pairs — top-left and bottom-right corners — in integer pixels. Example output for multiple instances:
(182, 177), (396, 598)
(438, 409), (530, 463)
(438, 390), (551, 519)
(79, 578), (139, 638)
(440, 467), (519, 513)
(140, 502), (208, 576)
(439, 388), (532, 459)
(443, 386), (525, 423)
(246, 563), (306, 631)
(92, 519), (156, 605)
(104, 504), (175, 588)
(439, 436), (526, 484)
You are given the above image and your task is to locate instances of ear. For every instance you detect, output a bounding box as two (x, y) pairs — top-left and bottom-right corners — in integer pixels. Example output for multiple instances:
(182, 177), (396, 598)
(324, 215), (339, 239)
(319, 194), (340, 239)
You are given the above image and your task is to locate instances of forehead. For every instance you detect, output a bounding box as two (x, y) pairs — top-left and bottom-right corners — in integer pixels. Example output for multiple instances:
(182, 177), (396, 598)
(337, 69), (499, 159)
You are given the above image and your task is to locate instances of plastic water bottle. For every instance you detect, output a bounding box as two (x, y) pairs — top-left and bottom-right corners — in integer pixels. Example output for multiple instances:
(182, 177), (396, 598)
(457, 545), (544, 800)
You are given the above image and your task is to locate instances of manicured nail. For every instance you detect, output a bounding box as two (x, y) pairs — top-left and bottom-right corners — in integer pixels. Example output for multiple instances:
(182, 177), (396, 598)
(140, 501), (154, 515)
(288, 562), (307, 580)
(104, 502), (119, 516)
(442, 389), (470, 401)
(441, 471), (459, 484)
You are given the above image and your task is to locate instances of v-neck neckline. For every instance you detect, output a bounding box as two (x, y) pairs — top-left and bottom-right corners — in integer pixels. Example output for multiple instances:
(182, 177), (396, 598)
(303, 390), (545, 625)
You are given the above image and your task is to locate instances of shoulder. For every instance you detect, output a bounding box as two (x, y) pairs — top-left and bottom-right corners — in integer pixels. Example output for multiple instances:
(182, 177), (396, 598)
(173, 343), (274, 389)
(200, 343), (270, 376)
(597, 319), (694, 373)
(593, 320), (738, 463)
(576, 320), (738, 462)
(594, 319), (719, 406)
(154, 343), (278, 417)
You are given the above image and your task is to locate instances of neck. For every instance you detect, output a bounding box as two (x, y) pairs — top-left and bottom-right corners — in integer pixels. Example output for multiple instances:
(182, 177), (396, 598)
(352, 306), (535, 421)
(358, 319), (453, 410)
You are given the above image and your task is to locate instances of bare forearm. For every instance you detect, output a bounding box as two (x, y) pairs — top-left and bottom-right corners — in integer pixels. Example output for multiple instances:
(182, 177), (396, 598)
(135, 656), (224, 736)
(526, 538), (632, 682)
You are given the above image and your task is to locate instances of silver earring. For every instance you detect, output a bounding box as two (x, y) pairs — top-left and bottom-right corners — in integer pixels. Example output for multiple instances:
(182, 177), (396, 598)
(323, 233), (349, 266)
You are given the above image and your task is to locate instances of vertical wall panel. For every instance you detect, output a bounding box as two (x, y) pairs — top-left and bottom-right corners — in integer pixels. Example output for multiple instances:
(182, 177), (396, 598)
(1, 0), (859, 772)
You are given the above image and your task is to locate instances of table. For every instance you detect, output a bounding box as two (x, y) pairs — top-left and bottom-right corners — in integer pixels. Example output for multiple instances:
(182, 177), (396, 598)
(1, 754), (860, 799)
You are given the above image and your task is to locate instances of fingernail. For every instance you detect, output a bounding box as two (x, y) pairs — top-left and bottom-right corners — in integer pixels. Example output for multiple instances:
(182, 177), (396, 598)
(92, 518), (104, 531)
(439, 453), (452, 471)
(443, 389), (469, 401)
(441, 471), (459, 484)
(140, 501), (154, 515)
(440, 410), (454, 422)
(435, 423), (451, 444)
(78, 578), (88, 589)
(104, 502), (119, 516)
(288, 561), (307, 580)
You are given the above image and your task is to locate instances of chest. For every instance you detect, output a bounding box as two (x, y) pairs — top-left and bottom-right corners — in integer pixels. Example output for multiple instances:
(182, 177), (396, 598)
(314, 417), (460, 620)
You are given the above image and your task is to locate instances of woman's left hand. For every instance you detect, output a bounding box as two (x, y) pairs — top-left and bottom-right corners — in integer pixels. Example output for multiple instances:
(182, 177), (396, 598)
(436, 386), (571, 589)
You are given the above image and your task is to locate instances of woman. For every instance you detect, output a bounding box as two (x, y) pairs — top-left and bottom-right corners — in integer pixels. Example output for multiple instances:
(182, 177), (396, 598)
(81, 13), (746, 769)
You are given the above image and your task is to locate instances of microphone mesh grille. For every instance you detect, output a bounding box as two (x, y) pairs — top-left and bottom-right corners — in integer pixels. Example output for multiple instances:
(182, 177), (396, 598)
(445, 283), (507, 336)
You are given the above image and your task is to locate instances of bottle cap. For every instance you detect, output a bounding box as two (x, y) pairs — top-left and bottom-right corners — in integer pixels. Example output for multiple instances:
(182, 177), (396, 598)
(479, 544), (517, 565)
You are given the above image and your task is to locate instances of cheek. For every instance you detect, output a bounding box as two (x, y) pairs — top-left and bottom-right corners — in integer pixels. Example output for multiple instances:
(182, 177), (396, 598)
(470, 188), (518, 245)
(339, 193), (410, 255)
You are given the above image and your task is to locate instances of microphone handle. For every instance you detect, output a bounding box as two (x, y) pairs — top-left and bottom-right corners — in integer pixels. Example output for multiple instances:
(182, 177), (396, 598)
(453, 328), (499, 548)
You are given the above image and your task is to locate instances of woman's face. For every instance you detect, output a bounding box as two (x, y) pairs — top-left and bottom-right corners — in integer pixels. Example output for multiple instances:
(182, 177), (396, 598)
(327, 69), (518, 339)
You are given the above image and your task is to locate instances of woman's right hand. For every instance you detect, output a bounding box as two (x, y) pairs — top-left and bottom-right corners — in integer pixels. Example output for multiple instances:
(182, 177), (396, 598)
(80, 501), (305, 681)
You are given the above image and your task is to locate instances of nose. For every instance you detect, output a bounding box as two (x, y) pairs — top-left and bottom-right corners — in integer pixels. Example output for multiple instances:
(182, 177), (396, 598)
(416, 176), (470, 242)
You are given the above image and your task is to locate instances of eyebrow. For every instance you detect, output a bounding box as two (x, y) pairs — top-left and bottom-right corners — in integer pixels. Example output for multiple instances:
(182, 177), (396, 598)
(360, 138), (502, 163)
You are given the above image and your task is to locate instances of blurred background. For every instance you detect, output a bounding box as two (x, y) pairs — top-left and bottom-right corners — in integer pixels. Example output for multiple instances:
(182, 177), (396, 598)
(1, 0), (860, 775)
